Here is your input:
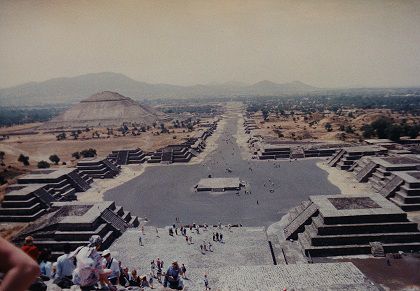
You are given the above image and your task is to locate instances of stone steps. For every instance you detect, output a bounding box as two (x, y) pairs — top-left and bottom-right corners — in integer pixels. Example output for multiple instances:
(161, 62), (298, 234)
(0, 208), (46, 222)
(2, 196), (38, 207)
(55, 223), (109, 241)
(310, 232), (420, 246)
(316, 221), (419, 235)
(0, 202), (43, 215)
(390, 198), (420, 211)
(394, 191), (420, 204)
(299, 231), (420, 257)
(284, 202), (318, 240)
(328, 149), (345, 167)
(378, 175), (404, 198)
(34, 229), (116, 251)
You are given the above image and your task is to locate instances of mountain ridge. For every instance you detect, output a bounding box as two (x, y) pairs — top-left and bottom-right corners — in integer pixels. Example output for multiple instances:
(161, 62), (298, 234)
(0, 72), (318, 105)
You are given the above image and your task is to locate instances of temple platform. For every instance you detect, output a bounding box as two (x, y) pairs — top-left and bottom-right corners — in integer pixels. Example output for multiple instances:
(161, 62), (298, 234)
(283, 193), (420, 257)
(196, 177), (243, 192)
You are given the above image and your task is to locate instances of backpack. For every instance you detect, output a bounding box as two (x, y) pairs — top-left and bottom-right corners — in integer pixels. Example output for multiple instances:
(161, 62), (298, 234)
(73, 246), (100, 287)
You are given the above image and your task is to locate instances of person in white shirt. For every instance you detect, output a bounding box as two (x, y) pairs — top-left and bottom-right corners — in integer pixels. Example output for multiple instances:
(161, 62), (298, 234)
(101, 249), (120, 285)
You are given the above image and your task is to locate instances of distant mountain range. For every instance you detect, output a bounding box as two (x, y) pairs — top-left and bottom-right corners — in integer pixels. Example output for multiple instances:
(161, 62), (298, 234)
(0, 72), (319, 106)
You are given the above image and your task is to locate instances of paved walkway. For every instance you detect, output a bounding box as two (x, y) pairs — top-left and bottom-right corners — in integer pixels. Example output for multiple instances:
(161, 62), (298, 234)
(109, 226), (272, 290)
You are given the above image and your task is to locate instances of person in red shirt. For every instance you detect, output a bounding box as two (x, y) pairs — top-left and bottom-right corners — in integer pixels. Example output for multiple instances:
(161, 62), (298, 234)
(21, 236), (40, 262)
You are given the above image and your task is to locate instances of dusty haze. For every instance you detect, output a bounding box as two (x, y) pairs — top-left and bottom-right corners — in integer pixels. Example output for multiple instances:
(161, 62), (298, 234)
(1, 0), (420, 88)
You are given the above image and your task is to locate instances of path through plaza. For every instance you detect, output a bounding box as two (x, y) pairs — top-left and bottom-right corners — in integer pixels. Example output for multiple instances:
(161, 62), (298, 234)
(104, 104), (340, 227)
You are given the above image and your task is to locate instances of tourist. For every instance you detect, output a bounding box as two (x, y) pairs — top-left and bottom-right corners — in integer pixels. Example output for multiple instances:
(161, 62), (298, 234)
(181, 264), (187, 279)
(21, 236), (40, 262)
(156, 227), (159, 238)
(163, 261), (183, 290)
(102, 249), (120, 285)
(215, 233), (219, 241)
(72, 235), (113, 290)
(150, 260), (156, 277)
(189, 236), (193, 244)
(141, 225), (145, 235)
(129, 269), (140, 286)
(39, 248), (53, 279)
(220, 233), (224, 243)
(212, 233), (216, 241)
(119, 266), (130, 287)
(208, 242), (213, 252)
(140, 275), (150, 288)
(203, 241), (207, 251)
(204, 274), (211, 290)
(200, 244), (204, 253)
(55, 244), (75, 284)
(186, 236), (189, 245)
(0, 236), (40, 291)
(156, 263), (163, 283)
(149, 273), (154, 288)
(175, 228), (178, 235)
(139, 235), (143, 246)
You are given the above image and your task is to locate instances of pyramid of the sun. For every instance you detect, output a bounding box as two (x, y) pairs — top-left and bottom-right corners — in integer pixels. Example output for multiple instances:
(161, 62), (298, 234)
(42, 91), (166, 129)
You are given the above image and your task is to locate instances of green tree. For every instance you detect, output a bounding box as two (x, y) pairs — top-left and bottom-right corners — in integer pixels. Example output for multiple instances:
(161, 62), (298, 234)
(80, 148), (96, 158)
(371, 117), (392, 139)
(18, 154), (30, 166)
(386, 124), (402, 141)
(49, 154), (60, 165)
(37, 160), (50, 168)
(361, 124), (375, 138)
(324, 123), (333, 132)
(72, 152), (81, 159)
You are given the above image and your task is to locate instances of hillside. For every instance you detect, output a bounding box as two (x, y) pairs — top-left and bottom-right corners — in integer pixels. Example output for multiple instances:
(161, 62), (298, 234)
(0, 72), (318, 106)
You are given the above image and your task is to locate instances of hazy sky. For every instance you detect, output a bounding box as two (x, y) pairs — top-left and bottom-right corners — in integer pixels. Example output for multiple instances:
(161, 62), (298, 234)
(1, 0), (420, 88)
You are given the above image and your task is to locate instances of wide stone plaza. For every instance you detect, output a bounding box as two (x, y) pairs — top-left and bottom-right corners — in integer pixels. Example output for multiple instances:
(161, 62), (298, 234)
(104, 111), (339, 227)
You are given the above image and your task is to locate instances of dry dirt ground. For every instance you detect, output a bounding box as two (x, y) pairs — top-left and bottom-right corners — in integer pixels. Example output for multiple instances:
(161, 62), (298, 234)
(0, 118), (216, 170)
(249, 109), (420, 143)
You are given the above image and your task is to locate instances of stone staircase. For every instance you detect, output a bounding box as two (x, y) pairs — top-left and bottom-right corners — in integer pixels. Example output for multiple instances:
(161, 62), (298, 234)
(389, 172), (420, 211)
(355, 161), (378, 182)
(328, 149), (345, 167)
(284, 201), (319, 240)
(67, 170), (91, 191)
(378, 175), (404, 198)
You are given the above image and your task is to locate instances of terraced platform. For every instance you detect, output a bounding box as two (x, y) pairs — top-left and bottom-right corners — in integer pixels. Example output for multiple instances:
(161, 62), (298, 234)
(328, 146), (387, 170)
(390, 171), (420, 211)
(77, 158), (120, 179)
(257, 144), (291, 160)
(17, 168), (91, 200)
(14, 201), (139, 259)
(108, 148), (146, 165)
(284, 194), (420, 257)
(0, 184), (55, 222)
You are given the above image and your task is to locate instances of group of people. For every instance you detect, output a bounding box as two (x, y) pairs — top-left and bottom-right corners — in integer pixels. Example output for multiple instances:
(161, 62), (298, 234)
(12, 233), (211, 291)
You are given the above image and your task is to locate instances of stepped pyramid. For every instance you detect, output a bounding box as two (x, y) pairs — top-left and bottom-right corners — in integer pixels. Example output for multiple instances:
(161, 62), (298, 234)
(42, 91), (167, 129)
